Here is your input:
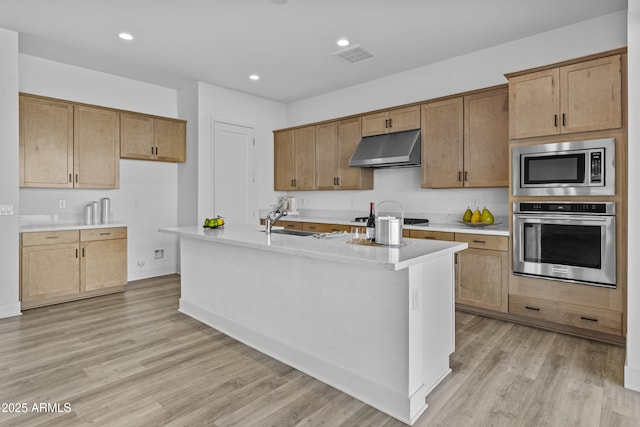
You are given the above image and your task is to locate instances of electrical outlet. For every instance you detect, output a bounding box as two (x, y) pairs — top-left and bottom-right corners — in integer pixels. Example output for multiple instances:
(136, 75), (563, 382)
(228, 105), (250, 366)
(0, 204), (14, 216)
(154, 249), (164, 259)
(58, 199), (66, 209)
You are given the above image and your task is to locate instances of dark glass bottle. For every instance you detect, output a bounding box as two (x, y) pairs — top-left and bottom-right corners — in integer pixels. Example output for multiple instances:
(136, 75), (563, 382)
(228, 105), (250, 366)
(366, 202), (375, 241)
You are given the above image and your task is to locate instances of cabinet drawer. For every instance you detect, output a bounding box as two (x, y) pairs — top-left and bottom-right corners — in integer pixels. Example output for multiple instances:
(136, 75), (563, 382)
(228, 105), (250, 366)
(509, 294), (622, 336)
(281, 221), (303, 230)
(455, 233), (508, 251)
(409, 230), (454, 241)
(302, 222), (349, 233)
(81, 227), (127, 242)
(21, 230), (79, 246)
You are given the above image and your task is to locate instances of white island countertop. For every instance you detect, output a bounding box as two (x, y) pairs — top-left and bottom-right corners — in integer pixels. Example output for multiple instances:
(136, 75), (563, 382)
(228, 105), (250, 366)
(159, 224), (468, 271)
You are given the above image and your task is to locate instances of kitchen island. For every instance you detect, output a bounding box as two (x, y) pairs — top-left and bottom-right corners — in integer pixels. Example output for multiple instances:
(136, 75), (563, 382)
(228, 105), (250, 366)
(159, 224), (467, 425)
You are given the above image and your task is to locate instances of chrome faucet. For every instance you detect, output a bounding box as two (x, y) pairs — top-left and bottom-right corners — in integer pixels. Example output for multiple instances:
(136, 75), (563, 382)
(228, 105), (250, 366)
(265, 200), (288, 234)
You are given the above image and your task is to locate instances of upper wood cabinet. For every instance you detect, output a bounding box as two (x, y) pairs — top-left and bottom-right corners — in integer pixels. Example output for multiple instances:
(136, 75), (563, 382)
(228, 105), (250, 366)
(508, 54), (622, 139)
(361, 105), (420, 136)
(316, 117), (373, 190)
(421, 87), (509, 188)
(20, 94), (120, 189)
(120, 112), (186, 162)
(74, 105), (120, 189)
(274, 126), (316, 190)
(20, 95), (74, 188)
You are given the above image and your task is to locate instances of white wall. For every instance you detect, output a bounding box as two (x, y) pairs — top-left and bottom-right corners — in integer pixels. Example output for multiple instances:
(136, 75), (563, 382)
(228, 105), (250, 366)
(283, 11), (627, 218)
(193, 82), (287, 223)
(625, 0), (640, 392)
(0, 28), (20, 318)
(19, 55), (181, 281)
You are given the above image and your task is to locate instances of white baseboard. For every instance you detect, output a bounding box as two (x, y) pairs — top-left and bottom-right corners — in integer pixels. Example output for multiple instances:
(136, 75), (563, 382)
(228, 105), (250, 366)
(0, 301), (21, 319)
(625, 362), (640, 392)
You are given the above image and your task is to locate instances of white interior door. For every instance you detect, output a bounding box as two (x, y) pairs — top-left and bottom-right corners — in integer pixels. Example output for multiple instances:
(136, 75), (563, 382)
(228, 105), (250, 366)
(212, 121), (256, 224)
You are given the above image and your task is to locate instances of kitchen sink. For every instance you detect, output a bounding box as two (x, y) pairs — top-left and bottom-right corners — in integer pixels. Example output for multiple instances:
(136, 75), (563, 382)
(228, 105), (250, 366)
(264, 229), (316, 236)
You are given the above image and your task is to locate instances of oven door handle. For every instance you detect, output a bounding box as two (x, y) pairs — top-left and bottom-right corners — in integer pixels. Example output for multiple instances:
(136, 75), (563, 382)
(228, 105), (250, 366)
(514, 214), (610, 222)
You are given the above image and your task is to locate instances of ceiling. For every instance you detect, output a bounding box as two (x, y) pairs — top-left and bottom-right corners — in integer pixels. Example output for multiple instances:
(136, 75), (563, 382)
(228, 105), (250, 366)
(0, 0), (628, 103)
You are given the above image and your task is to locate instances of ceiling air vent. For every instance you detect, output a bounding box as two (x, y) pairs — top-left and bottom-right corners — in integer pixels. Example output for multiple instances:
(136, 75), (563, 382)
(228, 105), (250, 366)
(332, 44), (375, 64)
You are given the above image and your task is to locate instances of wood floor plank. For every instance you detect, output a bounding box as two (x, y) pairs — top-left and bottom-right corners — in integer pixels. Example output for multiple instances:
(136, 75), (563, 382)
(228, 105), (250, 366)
(0, 274), (639, 427)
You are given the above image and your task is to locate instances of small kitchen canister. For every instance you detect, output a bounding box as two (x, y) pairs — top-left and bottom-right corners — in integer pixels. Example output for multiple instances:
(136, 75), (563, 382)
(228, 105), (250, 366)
(84, 204), (93, 225)
(100, 197), (111, 224)
(92, 201), (100, 225)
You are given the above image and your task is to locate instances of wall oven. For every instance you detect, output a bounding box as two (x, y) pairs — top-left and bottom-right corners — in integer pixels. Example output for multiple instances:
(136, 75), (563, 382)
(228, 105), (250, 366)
(513, 202), (616, 287)
(512, 138), (615, 196)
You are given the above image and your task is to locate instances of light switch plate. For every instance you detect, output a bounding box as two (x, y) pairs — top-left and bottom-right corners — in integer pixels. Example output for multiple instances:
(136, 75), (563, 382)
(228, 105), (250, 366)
(0, 204), (14, 215)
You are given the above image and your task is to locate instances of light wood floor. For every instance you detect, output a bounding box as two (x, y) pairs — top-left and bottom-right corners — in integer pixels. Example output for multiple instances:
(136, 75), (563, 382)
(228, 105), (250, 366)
(1, 275), (639, 426)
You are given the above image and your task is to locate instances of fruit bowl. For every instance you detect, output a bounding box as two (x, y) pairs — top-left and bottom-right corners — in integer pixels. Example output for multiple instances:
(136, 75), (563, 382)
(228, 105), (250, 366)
(456, 220), (502, 228)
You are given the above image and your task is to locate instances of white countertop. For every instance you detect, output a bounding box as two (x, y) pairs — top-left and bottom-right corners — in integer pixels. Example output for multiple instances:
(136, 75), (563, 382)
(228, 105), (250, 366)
(20, 223), (127, 233)
(160, 224), (468, 271)
(278, 216), (510, 236)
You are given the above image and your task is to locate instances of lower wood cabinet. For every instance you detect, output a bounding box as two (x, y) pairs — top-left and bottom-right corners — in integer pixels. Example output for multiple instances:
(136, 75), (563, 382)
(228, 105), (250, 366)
(509, 294), (622, 336)
(20, 227), (128, 309)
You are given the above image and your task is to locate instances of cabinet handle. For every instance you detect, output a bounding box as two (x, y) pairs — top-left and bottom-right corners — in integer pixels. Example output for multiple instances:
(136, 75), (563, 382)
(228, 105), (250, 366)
(151, 146), (154, 155)
(454, 253), (458, 264)
(525, 306), (541, 312)
(472, 239), (486, 244)
(45, 236), (59, 239)
(75, 174), (78, 183)
(99, 232), (111, 236)
(464, 171), (468, 181)
(82, 248), (85, 257)
(562, 113), (566, 127)
(155, 147), (159, 156)
(336, 177), (340, 186)
(69, 173), (72, 183)
(580, 316), (598, 323)
(384, 119), (389, 128)
(424, 236), (436, 240)
(76, 249), (78, 258)
(388, 118), (393, 128)
(554, 114), (558, 127)
(458, 171), (462, 182)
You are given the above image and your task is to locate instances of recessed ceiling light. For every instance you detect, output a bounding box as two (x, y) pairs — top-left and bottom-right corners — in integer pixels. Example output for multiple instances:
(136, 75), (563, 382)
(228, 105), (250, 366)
(337, 38), (350, 47)
(118, 32), (134, 41)
(249, 74), (260, 81)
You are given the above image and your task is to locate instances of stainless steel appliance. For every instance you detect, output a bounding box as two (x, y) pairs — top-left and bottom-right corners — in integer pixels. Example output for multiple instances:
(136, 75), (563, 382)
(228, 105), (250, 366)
(513, 202), (616, 287)
(512, 138), (615, 196)
(349, 129), (421, 168)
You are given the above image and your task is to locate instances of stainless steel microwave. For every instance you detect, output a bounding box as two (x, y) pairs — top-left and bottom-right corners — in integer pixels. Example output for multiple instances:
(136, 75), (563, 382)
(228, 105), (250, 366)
(512, 138), (615, 196)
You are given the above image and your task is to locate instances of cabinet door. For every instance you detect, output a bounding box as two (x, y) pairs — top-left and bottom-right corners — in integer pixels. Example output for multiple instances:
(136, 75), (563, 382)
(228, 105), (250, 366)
(361, 111), (390, 136)
(81, 239), (127, 292)
(421, 98), (464, 188)
(455, 248), (508, 313)
(388, 106), (421, 132)
(274, 130), (295, 191)
(120, 113), (154, 160)
(19, 95), (74, 188)
(560, 55), (622, 134)
(293, 126), (316, 190)
(463, 88), (509, 187)
(337, 117), (372, 190)
(21, 243), (80, 302)
(316, 121), (339, 189)
(155, 118), (186, 162)
(508, 68), (559, 139)
(74, 106), (120, 188)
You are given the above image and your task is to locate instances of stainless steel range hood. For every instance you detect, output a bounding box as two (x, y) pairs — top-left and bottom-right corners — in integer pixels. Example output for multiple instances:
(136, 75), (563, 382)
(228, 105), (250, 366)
(348, 129), (421, 168)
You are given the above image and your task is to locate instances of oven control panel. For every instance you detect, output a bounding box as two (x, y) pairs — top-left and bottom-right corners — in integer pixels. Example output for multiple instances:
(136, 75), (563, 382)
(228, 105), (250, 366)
(515, 202), (615, 215)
